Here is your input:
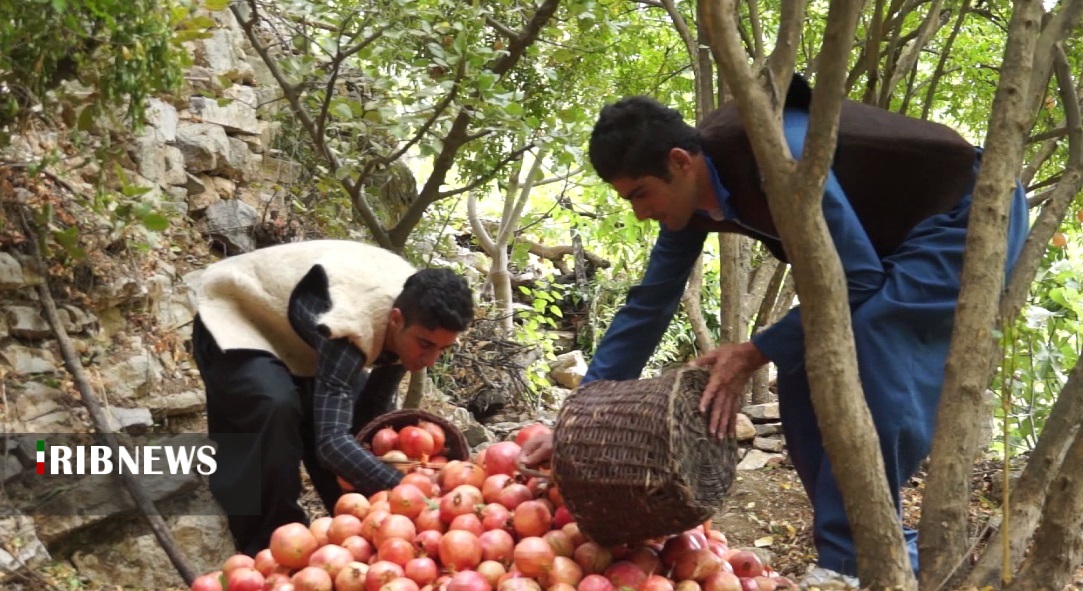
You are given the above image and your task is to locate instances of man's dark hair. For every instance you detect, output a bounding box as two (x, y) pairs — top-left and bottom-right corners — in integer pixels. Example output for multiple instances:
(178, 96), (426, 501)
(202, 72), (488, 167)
(394, 268), (474, 332)
(588, 96), (702, 183)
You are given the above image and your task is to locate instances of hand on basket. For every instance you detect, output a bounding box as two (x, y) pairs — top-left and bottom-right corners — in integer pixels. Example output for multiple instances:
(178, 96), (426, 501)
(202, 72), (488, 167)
(517, 432), (554, 470)
(692, 342), (769, 440)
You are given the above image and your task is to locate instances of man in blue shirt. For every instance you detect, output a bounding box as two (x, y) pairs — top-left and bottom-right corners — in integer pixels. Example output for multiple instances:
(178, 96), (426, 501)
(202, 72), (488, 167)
(520, 78), (1029, 588)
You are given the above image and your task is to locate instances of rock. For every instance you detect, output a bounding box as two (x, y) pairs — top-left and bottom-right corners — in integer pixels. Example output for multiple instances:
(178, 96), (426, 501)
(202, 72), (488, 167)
(12, 382), (64, 423)
(426, 400), (495, 449)
(754, 422), (782, 436)
(154, 286), (197, 333)
(99, 352), (164, 400)
(543, 387), (571, 408)
(104, 407), (154, 432)
(548, 330), (577, 355)
(224, 136), (258, 181)
(57, 303), (95, 334)
(212, 175), (236, 197)
(175, 122), (232, 173)
(144, 97), (178, 142)
(3, 454), (23, 482)
(147, 390), (206, 418)
(753, 436), (785, 453)
(188, 85), (260, 135)
(260, 155), (303, 184)
(185, 172), (208, 196)
(65, 492), (234, 588)
(0, 251), (26, 290)
(0, 514), (51, 581)
(197, 27), (255, 84)
(737, 449), (783, 471)
(1, 344), (58, 374)
(741, 402), (780, 421)
(206, 199), (258, 254)
(33, 469), (203, 544)
(4, 305), (50, 339)
(20, 410), (74, 432)
(89, 269), (148, 309)
(129, 135), (170, 185)
(483, 422), (520, 440)
(548, 350), (588, 389)
(735, 413), (756, 442)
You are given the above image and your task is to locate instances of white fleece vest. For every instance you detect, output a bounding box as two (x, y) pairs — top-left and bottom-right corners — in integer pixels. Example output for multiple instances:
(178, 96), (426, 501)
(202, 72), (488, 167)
(190, 240), (418, 377)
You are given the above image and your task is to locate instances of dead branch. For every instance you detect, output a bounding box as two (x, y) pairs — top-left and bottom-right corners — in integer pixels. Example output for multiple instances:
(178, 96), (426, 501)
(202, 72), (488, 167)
(18, 211), (197, 587)
(522, 240), (610, 271)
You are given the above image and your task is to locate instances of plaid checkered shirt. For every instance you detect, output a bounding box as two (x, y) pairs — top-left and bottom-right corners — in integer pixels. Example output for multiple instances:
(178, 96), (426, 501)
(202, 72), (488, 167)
(289, 274), (405, 495)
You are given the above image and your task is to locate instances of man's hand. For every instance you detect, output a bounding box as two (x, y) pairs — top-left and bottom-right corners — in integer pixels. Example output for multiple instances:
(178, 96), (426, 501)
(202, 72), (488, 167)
(693, 342), (769, 440)
(517, 432), (554, 469)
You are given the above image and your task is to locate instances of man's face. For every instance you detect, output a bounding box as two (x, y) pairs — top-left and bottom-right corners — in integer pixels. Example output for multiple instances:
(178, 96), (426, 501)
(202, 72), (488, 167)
(609, 148), (699, 231)
(386, 309), (460, 372)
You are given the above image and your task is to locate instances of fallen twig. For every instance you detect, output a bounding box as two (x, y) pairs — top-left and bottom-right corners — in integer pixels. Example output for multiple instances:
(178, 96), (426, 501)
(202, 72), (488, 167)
(18, 208), (198, 587)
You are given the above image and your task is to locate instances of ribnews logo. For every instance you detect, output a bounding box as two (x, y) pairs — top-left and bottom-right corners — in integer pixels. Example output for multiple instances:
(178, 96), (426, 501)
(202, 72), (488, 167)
(34, 437), (217, 476)
(4, 432), (261, 516)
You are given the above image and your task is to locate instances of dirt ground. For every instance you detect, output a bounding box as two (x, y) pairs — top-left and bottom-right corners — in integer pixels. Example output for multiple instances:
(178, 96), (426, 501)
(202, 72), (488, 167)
(711, 455), (1083, 589)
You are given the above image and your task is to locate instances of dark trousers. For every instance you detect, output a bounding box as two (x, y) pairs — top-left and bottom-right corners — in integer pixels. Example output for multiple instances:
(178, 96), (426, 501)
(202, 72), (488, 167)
(777, 181), (1029, 577)
(191, 315), (374, 557)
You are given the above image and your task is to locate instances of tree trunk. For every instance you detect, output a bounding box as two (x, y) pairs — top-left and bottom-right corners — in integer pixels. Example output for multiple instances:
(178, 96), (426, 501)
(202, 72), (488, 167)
(702, 0), (916, 586)
(919, 4), (1046, 588)
(403, 369), (426, 409)
(965, 359), (1083, 588)
(682, 255), (718, 353)
(468, 153), (545, 335)
(717, 233), (750, 346)
(749, 261), (787, 403)
(1007, 426), (1083, 591)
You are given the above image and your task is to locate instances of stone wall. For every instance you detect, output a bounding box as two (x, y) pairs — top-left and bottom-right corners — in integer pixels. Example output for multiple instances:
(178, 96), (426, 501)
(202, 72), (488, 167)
(0, 7), (300, 588)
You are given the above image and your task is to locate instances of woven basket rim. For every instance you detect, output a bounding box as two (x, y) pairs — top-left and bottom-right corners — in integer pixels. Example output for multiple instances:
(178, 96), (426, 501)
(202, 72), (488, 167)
(354, 408), (471, 461)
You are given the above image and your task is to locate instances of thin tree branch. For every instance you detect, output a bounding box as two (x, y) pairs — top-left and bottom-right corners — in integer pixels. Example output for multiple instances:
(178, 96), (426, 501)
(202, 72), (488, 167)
(18, 210), (197, 587)
(390, 0), (562, 248)
(485, 16), (517, 39)
(437, 144), (536, 200)
(659, 0), (700, 84)
(922, 1), (971, 120)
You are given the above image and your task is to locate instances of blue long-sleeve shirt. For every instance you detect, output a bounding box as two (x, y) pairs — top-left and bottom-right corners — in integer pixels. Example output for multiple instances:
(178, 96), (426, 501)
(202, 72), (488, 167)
(583, 109), (887, 383)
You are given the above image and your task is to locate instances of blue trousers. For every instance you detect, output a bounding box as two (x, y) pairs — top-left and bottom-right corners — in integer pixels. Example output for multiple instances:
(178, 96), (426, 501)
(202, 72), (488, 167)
(777, 184), (1029, 576)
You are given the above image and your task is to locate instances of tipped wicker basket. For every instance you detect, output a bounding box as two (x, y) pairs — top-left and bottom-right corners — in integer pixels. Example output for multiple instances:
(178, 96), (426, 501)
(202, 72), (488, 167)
(551, 367), (738, 546)
(355, 409), (471, 462)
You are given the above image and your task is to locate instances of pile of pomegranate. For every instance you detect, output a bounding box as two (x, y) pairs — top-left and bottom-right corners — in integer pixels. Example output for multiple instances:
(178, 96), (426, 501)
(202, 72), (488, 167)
(190, 423), (795, 591)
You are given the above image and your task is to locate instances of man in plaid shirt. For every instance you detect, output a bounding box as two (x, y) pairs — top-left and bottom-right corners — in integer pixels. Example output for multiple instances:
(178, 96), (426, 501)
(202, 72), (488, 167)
(189, 240), (474, 557)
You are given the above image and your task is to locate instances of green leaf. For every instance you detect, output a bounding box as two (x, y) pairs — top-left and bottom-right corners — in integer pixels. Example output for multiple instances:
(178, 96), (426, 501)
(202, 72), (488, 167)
(77, 105), (97, 131)
(140, 213), (170, 232)
(122, 185), (152, 197)
(204, 0), (230, 11)
(549, 305), (563, 318)
(332, 102), (354, 120)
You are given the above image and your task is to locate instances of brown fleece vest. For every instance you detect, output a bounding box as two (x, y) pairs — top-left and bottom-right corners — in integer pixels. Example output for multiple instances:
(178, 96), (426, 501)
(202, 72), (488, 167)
(686, 76), (977, 263)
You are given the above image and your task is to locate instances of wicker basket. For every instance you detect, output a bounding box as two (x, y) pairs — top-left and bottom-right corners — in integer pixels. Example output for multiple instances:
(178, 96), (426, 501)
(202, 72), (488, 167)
(355, 409), (471, 462)
(551, 367), (738, 546)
